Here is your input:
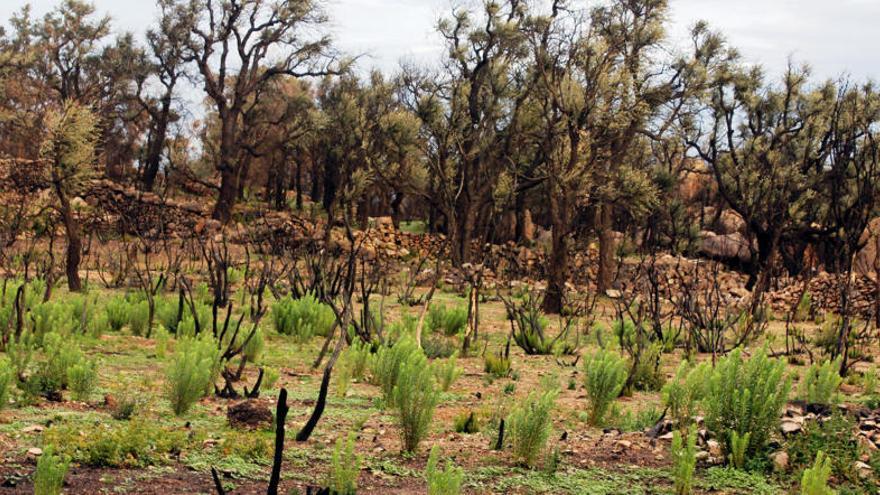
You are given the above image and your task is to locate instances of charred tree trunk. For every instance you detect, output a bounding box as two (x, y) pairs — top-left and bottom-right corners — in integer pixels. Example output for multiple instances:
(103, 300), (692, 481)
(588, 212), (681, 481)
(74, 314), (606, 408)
(141, 96), (172, 192)
(54, 181), (83, 292)
(543, 191), (568, 314)
(213, 163), (238, 224)
(596, 203), (615, 294)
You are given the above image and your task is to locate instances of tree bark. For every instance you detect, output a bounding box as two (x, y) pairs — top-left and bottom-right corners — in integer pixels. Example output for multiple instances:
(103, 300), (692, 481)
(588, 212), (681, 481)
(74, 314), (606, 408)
(543, 191), (567, 314)
(596, 203), (615, 294)
(212, 164), (238, 224)
(55, 183), (83, 292)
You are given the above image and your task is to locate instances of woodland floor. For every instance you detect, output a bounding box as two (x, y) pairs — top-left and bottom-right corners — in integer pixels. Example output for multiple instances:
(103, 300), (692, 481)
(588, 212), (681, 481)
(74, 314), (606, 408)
(0, 287), (874, 494)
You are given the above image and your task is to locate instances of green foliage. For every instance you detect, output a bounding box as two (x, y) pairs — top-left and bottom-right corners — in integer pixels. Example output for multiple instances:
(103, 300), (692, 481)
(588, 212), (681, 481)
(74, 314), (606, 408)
(128, 300), (150, 336)
(371, 336), (421, 403)
(67, 359), (98, 401)
(28, 332), (86, 396)
(391, 350), (440, 452)
(110, 389), (145, 421)
(863, 367), (877, 396)
(801, 358), (843, 405)
(671, 429), (697, 495)
(432, 353), (462, 392)
(787, 413), (860, 485)
(703, 348), (791, 456)
(33, 445), (69, 495)
(507, 387), (559, 467)
(484, 353), (511, 378)
(611, 405), (663, 433)
(242, 327), (265, 362)
(583, 349), (628, 425)
(627, 342), (665, 393)
(326, 433), (359, 495)
(154, 324), (170, 359)
(0, 357), (12, 410)
(800, 451), (835, 495)
(728, 431), (750, 469)
(271, 292), (335, 342)
(427, 303), (468, 336)
(453, 410), (480, 434)
(794, 292), (813, 322)
(105, 296), (130, 332)
(42, 419), (187, 468)
(426, 445), (464, 495)
(662, 361), (709, 429)
(87, 311), (110, 338)
(263, 367), (280, 390)
(165, 336), (221, 415)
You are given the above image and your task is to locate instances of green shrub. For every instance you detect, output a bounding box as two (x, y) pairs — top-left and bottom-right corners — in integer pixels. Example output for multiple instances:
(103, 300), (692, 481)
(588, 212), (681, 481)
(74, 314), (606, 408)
(105, 296), (130, 332)
(729, 431), (750, 469)
(154, 325), (171, 359)
(422, 334), (458, 359)
(263, 367), (280, 390)
(671, 429), (697, 495)
(165, 336), (221, 415)
(42, 419), (187, 468)
(242, 327), (265, 362)
(787, 413), (860, 485)
(800, 451), (834, 495)
(87, 311), (110, 338)
(703, 348), (791, 457)
(271, 293), (335, 342)
(484, 353), (511, 378)
(372, 336), (421, 403)
(426, 445), (464, 495)
(583, 349), (628, 425)
(68, 359), (98, 401)
(326, 433), (359, 495)
(453, 411), (480, 434)
(391, 351), (439, 452)
(128, 300), (150, 336)
(30, 332), (85, 396)
(33, 445), (69, 495)
(30, 300), (77, 341)
(794, 292), (812, 322)
(864, 367), (877, 396)
(0, 357), (12, 410)
(662, 361), (709, 429)
(110, 389), (145, 421)
(432, 353), (462, 392)
(801, 358), (843, 405)
(627, 342), (665, 393)
(427, 303), (468, 336)
(507, 387), (559, 467)
(611, 405), (663, 432)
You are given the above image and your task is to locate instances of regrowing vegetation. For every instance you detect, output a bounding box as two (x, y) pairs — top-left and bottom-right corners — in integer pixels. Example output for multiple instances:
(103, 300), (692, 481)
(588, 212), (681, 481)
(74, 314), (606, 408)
(0, 0), (879, 493)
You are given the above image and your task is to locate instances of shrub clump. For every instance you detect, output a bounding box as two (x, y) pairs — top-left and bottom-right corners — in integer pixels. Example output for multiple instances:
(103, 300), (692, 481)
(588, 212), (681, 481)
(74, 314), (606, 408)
(326, 433), (359, 495)
(432, 353), (462, 392)
(165, 336), (221, 415)
(507, 387), (559, 467)
(0, 357), (12, 410)
(800, 451), (834, 495)
(33, 445), (69, 495)
(391, 350), (440, 452)
(371, 336), (421, 403)
(671, 429), (697, 495)
(800, 358), (843, 405)
(662, 361), (709, 429)
(427, 303), (468, 336)
(271, 293), (335, 342)
(703, 348), (791, 458)
(426, 445), (464, 495)
(583, 349), (627, 425)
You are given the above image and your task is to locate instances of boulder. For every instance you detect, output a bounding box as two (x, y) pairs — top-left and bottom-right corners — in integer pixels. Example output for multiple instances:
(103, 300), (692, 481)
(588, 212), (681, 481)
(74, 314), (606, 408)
(699, 231), (752, 264)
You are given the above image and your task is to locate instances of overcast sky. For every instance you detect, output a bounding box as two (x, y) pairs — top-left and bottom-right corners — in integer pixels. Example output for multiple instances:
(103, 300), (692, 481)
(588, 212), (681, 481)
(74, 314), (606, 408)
(2, 0), (878, 82)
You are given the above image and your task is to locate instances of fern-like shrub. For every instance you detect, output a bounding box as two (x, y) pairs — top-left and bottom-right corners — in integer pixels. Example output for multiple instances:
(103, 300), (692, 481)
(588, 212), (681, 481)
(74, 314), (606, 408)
(104, 296), (130, 332)
(164, 336), (220, 415)
(583, 349), (628, 425)
(662, 361), (709, 429)
(326, 433), (359, 495)
(703, 348), (791, 458)
(0, 358), (12, 410)
(427, 303), (468, 336)
(800, 451), (834, 495)
(271, 292), (335, 342)
(432, 353), (462, 392)
(426, 445), (464, 495)
(507, 387), (559, 467)
(68, 359), (98, 401)
(372, 336), (421, 403)
(484, 353), (511, 378)
(801, 358), (842, 405)
(728, 430), (750, 469)
(671, 429), (697, 495)
(33, 445), (69, 495)
(391, 351), (439, 452)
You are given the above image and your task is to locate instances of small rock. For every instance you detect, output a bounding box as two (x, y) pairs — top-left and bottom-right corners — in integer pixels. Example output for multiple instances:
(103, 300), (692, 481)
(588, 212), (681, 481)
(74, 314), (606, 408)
(854, 461), (873, 479)
(707, 440), (723, 458)
(615, 440), (633, 449)
(781, 421), (803, 435)
(695, 450), (709, 461)
(26, 448), (42, 457)
(771, 451), (789, 472)
(605, 289), (622, 299)
(658, 432), (674, 441)
(21, 425), (44, 434)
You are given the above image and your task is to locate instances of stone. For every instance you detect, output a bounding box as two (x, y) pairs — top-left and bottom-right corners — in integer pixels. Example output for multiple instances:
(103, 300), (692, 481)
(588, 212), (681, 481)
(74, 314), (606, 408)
(854, 461), (873, 479)
(706, 440), (723, 458)
(227, 400), (273, 430)
(615, 440), (633, 449)
(21, 425), (44, 434)
(26, 448), (42, 457)
(781, 421), (803, 435)
(605, 289), (622, 299)
(771, 451), (789, 472)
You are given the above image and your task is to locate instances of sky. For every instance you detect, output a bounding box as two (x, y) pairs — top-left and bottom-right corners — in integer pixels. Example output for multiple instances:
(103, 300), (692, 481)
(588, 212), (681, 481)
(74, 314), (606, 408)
(2, 0), (878, 82)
